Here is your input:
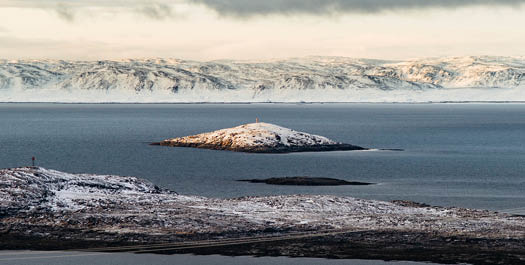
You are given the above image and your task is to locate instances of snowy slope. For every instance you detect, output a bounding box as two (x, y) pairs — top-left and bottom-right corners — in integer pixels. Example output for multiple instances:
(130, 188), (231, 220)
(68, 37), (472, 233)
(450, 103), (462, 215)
(1, 56), (525, 102)
(164, 122), (336, 146)
(1, 167), (524, 239)
(159, 122), (364, 152)
(0, 167), (169, 214)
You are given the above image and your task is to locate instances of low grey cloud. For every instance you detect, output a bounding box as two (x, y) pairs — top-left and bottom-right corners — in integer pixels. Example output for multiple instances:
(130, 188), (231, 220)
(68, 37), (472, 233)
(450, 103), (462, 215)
(190, 0), (525, 16)
(3, 0), (524, 20)
(0, 0), (137, 8)
(136, 3), (173, 20)
(54, 3), (75, 22)
(0, 0), (178, 21)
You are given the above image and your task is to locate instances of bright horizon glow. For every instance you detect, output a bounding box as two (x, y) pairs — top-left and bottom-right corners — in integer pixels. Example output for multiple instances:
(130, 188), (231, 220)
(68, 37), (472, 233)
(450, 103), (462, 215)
(1, 1), (524, 61)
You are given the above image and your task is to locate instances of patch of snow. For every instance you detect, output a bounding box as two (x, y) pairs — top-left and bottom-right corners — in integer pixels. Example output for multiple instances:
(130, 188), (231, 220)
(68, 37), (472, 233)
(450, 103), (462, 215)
(1, 167), (524, 239)
(164, 122), (337, 149)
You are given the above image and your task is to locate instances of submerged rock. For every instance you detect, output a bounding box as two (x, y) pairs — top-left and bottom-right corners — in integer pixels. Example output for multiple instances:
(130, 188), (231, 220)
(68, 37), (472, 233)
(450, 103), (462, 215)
(153, 122), (366, 153)
(238, 177), (374, 186)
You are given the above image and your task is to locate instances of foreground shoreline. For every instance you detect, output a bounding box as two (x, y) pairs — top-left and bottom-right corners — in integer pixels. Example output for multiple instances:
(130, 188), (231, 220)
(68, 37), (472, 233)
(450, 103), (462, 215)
(1, 167), (524, 265)
(2, 228), (524, 265)
(176, 231), (525, 265)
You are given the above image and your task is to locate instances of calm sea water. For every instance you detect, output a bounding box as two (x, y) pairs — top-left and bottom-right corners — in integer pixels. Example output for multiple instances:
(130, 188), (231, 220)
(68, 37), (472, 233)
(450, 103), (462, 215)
(1, 103), (524, 265)
(1, 103), (524, 212)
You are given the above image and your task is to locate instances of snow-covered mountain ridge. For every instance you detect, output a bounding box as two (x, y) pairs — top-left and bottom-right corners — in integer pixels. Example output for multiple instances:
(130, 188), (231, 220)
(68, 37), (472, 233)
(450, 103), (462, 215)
(1, 56), (525, 102)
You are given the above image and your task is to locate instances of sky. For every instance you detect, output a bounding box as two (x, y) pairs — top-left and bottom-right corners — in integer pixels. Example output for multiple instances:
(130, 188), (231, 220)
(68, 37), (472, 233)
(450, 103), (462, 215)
(1, 0), (525, 61)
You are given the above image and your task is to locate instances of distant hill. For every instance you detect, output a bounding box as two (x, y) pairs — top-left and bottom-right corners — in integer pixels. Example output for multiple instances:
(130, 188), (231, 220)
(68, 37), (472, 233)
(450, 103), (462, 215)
(1, 56), (525, 102)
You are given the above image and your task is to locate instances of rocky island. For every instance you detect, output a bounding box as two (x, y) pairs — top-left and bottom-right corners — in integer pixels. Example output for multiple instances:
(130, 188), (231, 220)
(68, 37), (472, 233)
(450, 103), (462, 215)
(238, 177), (374, 186)
(1, 167), (524, 265)
(152, 122), (366, 153)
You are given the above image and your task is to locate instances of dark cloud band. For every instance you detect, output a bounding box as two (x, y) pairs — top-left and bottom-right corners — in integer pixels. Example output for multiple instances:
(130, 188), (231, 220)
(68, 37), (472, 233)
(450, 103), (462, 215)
(3, 0), (524, 20)
(190, 0), (525, 16)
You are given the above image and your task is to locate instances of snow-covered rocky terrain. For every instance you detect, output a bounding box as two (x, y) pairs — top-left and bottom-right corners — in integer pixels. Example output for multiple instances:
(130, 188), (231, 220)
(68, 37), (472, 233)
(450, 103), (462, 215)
(1, 56), (525, 102)
(156, 122), (365, 152)
(1, 167), (524, 263)
(1, 167), (524, 238)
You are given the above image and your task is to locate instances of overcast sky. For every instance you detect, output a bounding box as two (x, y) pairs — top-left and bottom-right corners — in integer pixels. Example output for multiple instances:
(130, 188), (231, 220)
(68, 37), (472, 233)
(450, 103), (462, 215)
(1, 0), (525, 60)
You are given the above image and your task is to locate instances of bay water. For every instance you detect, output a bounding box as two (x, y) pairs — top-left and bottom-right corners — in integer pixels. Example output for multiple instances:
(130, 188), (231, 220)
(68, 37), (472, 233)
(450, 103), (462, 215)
(1, 103), (524, 264)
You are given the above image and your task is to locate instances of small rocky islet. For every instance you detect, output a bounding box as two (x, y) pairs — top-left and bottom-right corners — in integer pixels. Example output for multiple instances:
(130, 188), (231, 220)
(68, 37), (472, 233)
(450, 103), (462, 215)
(152, 122), (366, 153)
(238, 177), (374, 186)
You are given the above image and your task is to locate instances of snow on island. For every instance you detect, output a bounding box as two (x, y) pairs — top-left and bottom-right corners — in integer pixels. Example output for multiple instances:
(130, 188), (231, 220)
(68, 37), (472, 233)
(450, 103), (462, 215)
(153, 122), (366, 153)
(1, 167), (525, 264)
